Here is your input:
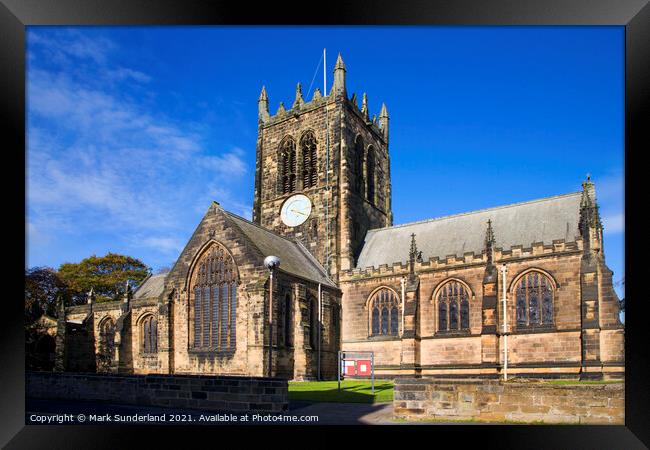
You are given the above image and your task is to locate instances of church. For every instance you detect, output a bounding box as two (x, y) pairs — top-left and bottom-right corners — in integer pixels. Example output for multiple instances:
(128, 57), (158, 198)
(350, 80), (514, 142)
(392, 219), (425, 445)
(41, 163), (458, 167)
(55, 54), (624, 380)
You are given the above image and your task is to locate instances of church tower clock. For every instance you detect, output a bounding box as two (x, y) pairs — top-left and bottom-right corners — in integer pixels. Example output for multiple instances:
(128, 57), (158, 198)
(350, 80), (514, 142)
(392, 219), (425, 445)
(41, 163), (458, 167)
(252, 54), (393, 280)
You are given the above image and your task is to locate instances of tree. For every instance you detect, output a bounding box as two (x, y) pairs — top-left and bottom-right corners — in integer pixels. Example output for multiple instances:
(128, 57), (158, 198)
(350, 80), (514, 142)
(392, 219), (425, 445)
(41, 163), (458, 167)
(24, 267), (67, 323)
(58, 253), (150, 304)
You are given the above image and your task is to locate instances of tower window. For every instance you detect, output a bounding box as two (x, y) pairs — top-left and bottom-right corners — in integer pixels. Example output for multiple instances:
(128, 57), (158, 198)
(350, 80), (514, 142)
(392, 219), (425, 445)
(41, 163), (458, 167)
(353, 135), (365, 194)
(366, 146), (376, 205)
(301, 131), (318, 189)
(279, 137), (297, 194)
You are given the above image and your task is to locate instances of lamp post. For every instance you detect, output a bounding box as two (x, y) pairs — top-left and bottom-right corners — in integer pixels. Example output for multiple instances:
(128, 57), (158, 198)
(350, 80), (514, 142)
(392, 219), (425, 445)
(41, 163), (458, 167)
(264, 255), (280, 377)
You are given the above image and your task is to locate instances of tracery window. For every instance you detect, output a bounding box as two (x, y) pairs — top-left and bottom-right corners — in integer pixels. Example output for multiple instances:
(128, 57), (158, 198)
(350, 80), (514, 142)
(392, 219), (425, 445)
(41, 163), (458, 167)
(141, 314), (157, 354)
(366, 146), (376, 205)
(97, 317), (115, 371)
(515, 271), (554, 328)
(353, 135), (365, 193)
(301, 131), (318, 189)
(279, 137), (297, 194)
(191, 243), (238, 352)
(283, 293), (293, 347)
(368, 288), (399, 337)
(437, 280), (470, 332)
(331, 303), (340, 348)
(309, 295), (318, 348)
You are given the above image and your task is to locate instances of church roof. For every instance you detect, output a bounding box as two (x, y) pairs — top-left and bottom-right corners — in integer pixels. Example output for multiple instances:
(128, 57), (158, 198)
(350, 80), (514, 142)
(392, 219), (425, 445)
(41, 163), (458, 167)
(224, 211), (338, 289)
(133, 273), (167, 299)
(356, 190), (588, 270)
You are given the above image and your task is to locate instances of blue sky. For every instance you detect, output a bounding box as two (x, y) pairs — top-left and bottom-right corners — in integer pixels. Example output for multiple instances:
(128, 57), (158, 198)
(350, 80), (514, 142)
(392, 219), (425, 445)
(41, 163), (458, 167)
(26, 26), (624, 299)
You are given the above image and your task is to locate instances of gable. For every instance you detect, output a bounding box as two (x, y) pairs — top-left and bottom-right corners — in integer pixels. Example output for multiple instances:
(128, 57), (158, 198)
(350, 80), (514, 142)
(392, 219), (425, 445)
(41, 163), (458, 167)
(166, 202), (336, 290)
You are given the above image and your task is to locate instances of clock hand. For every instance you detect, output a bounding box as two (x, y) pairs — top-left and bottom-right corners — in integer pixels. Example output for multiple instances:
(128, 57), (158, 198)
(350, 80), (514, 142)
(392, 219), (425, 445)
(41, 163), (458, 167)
(290, 209), (307, 216)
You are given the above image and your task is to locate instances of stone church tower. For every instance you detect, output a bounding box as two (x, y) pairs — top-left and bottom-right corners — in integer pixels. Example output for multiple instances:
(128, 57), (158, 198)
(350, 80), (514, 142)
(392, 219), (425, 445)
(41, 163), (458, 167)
(252, 54), (393, 280)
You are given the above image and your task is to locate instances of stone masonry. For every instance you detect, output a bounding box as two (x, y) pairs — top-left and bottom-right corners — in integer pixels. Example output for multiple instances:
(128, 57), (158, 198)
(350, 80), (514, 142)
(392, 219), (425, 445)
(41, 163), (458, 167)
(393, 378), (624, 424)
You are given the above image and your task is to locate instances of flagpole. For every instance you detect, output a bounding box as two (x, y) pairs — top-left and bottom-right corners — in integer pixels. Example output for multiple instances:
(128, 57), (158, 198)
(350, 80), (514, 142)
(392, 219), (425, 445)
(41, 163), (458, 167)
(324, 48), (326, 95)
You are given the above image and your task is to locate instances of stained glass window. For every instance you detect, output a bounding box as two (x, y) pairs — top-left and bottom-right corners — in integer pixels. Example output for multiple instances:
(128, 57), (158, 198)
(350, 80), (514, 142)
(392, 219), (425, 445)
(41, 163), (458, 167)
(460, 298), (469, 330)
(191, 243), (238, 352)
(372, 307), (380, 335)
(515, 271), (555, 328)
(437, 280), (470, 332)
(368, 288), (399, 336)
(438, 301), (447, 331)
(390, 306), (399, 335)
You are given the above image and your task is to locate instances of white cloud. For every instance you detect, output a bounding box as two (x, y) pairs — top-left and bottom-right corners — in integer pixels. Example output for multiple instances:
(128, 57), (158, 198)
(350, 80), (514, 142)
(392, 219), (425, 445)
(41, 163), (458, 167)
(141, 236), (185, 254)
(27, 30), (250, 268)
(603, 213), (624, 235)
(594, 170), (624, 236)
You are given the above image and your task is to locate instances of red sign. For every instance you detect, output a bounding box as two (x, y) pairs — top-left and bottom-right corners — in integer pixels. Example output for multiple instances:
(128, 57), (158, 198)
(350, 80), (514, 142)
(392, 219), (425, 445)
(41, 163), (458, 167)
(344, 362), (356, 376)
(356, 360), (371, 376)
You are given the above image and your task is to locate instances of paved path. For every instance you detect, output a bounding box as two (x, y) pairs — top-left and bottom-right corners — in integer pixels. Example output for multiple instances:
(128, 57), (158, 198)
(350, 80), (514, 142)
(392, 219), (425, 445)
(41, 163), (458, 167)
(289, 401), (395, 425)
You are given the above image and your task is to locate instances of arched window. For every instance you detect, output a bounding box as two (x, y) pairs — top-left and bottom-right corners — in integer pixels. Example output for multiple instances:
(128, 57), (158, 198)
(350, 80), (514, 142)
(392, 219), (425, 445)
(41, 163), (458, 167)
(366, 146), (376, 204)
(368, 288), (399, 337)
(98, 317), (115, 371)
(515, 271), (554, 327)
(141, 315), (157, 354)
(301, 131), (318, 189)
(283, 294), (292, 347)
(436, 280), (471, 332)
(353, 135), (365, 194)
(191, 243), (238, 352)
(331, 303), (340, 348)
(279, 137), (296, 194)
(309, 295), (318, 348)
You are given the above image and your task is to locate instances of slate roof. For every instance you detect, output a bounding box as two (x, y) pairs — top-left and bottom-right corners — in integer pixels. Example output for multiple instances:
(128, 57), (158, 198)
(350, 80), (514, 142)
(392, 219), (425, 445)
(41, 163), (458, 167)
(133, 273), (168, 299)
(356, 190), (591, 270)
(224, 211), (338, 289)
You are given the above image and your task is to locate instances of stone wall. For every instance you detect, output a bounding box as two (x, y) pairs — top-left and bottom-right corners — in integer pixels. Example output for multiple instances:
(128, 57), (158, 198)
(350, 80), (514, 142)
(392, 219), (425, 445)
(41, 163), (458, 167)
(394, 379), (623, 424)
(340, 242), (624, 379)
(27, 372), (288, 413)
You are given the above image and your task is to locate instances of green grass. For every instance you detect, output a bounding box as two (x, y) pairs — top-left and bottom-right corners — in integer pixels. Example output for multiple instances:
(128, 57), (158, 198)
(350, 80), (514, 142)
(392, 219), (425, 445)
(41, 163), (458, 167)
(288, 380), (394, 404)
(392, 417), (569, 425)
(539, 379), (624, 385)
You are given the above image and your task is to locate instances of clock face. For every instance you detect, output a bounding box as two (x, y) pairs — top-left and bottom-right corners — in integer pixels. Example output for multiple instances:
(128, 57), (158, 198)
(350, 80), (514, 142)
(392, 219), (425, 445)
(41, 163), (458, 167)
(280, 194), (312, 227)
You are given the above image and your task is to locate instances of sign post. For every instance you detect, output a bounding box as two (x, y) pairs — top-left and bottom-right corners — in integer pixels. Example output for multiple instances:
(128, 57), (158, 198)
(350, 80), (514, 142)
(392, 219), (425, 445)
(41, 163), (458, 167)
(338, 351), (375, 394)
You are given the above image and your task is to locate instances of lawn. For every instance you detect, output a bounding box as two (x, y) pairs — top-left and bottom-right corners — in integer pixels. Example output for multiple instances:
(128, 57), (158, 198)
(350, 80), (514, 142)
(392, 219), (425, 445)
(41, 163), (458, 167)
(288, 380), (394, 404)
(538, 379), (624, 385)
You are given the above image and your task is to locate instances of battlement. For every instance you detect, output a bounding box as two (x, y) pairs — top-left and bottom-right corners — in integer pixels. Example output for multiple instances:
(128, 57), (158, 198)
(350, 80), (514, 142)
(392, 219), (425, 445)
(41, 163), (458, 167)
(340, 238), (582, 282)
(257, 53), (389, 143)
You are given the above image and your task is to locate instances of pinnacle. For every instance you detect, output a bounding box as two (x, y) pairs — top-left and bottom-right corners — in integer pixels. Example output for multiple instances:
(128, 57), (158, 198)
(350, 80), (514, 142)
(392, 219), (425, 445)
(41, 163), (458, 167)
(259, 85), (268, 101)
(335, 53), (346, 70)
(380, 103), (388, 118)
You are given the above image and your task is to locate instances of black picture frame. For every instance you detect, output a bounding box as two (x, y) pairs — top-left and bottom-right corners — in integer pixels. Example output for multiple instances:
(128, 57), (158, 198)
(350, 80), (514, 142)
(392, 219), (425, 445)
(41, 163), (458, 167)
(2, 0), (647, 447)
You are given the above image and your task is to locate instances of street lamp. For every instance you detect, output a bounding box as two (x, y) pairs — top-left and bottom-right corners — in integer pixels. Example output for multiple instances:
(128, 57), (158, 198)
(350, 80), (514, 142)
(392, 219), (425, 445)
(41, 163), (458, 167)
(264, 255), (280, 377)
